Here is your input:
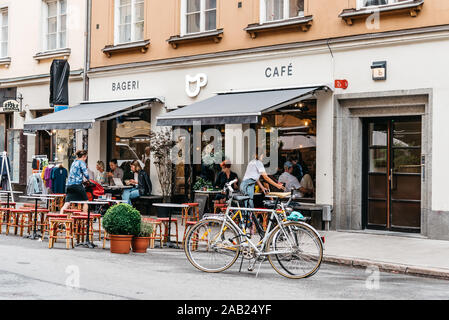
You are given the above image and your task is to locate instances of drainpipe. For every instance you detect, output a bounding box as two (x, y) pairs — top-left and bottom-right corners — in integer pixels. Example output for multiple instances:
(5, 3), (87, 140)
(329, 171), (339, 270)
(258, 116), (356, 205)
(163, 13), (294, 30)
(83, 0), (91, 101)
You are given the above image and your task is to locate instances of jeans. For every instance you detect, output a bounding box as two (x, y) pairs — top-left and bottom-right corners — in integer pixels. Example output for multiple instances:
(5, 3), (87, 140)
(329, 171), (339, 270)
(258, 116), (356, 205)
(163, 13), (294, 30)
(240, 179), (256, 208)
(122, 187), (140, 205)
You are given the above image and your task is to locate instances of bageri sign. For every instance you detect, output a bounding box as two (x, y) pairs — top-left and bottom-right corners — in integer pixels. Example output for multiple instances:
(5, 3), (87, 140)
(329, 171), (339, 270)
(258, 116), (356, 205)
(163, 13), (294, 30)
(2, 100), (20, 112)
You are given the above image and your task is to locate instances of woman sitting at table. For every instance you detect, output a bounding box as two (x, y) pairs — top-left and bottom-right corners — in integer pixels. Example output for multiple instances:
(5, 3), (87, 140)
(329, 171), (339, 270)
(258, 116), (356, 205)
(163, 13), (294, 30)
(121, 160), (153, 205)
(94, 161), (107, 185)
(214, 160), (238, 203)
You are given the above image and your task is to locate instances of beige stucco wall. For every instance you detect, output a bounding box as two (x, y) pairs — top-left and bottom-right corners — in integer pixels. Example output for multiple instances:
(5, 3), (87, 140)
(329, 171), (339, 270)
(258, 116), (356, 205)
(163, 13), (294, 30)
(90, 0), (449, 69)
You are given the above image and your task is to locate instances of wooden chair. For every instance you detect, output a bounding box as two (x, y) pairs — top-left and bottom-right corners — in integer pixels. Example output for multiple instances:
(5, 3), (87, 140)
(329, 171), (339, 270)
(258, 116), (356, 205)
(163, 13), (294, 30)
(48, 218), (74, 249)
(157, 217), (179, 245)
(181, 203), (199, 225)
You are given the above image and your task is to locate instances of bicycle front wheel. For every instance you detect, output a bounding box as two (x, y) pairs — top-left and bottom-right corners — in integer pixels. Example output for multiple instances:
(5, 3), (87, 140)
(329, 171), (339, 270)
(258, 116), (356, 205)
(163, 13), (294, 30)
(267, 222), (323, 279)
(184, 219), (241, 273)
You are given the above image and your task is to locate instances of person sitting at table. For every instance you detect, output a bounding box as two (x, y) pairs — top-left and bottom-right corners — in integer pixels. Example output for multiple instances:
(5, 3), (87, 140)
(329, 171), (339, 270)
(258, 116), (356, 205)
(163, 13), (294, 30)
(214, 160), (239, 203)
(278, 161), (311, 197)
(95, 161), (107, 185)
(121, 160), (153, 205)
(107, 159), (124, 185)
(299, 172), (314, 198)
(60, 150), (89, 214)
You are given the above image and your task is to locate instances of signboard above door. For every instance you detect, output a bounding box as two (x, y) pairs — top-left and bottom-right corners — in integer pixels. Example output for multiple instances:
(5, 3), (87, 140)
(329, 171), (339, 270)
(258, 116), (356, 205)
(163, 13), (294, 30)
(2, 99), (20, 112)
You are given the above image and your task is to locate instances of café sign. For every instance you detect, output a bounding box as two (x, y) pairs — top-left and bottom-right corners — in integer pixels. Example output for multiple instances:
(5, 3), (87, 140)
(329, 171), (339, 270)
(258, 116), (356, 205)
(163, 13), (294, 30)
(2, 100), (20, 112)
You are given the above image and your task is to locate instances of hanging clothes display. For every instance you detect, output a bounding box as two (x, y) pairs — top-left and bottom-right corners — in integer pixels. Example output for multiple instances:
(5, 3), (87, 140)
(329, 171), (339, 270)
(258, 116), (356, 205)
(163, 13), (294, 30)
(26, 173), (47, 195)
(51, 165), (68, 194)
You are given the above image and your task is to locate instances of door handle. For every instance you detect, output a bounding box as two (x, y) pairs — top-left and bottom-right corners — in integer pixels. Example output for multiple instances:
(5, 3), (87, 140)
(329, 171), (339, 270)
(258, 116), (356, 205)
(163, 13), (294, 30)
(390, 168), (394, 190)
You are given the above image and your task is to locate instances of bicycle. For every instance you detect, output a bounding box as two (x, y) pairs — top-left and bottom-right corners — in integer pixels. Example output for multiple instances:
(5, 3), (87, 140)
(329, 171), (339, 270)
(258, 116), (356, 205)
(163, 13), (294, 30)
(184, 179), (324, 279)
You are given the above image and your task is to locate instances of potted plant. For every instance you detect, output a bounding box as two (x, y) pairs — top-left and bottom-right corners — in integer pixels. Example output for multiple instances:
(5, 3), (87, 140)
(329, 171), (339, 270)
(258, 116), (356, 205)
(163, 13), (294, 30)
(131, 220), (154, 253)
(103, 203), (141, 254)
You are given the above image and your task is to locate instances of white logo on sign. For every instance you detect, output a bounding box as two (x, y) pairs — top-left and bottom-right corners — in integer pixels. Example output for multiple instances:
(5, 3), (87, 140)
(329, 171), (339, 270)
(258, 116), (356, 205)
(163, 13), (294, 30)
(185, 73), (208, 98)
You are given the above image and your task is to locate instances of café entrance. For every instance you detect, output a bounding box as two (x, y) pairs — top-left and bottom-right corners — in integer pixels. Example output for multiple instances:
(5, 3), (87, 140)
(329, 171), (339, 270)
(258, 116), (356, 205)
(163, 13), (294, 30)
(363, 117), (422, 233)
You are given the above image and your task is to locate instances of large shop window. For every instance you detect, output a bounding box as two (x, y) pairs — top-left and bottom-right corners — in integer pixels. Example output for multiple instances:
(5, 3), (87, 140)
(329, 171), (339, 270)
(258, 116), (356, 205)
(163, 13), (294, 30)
(44, 0), (67, 51)
(183, 0), (217, 35)
(257, 99), (316, 198)
(262, 0), (304, 23)
(115, 0), (145, 44)
(109, 108), (151, 177)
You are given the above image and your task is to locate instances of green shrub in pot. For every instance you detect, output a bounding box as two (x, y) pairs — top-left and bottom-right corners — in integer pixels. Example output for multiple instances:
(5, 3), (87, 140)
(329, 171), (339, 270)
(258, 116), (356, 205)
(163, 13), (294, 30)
(103, 203), (141, 236)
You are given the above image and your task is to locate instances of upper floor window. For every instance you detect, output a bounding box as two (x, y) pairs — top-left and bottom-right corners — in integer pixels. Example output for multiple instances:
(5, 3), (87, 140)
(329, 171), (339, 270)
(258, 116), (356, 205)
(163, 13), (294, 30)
(182, 0), (216, 35)
(261, 0), (304, 23)
(359, 0), (412, 8)
(115, 0), (144, 44)
(0, 8), (8, 58)
(44, 0), (67, 51)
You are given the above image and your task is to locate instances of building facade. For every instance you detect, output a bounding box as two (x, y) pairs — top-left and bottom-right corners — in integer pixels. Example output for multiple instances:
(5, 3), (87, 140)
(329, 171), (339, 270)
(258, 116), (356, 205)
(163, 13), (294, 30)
(24, 0), (449, 240)
(0, 0), (87, 186)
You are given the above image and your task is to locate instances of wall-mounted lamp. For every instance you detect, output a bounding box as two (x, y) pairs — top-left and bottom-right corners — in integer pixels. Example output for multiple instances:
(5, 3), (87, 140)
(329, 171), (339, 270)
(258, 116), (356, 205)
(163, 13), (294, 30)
(371, 61), (387, 81)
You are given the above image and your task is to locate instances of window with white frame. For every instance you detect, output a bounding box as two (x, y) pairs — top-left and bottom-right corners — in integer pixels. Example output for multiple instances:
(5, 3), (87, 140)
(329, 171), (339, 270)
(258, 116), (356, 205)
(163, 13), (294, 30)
(262, 0), (304, 23)
(44, 0), (67, 51)
(182, 0), (216, 35)
(0, 8), (8, 58)
(115, 0), (144, 44)
(358, 0), (412, 8)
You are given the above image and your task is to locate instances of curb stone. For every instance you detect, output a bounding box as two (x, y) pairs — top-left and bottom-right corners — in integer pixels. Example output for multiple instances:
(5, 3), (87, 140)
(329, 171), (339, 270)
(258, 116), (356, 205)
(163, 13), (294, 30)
(323, 255), (449, 280)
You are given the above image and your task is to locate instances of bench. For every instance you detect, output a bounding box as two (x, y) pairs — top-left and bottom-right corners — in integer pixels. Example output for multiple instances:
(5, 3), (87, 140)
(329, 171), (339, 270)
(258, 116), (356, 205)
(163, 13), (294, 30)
(132, 195), (164, 215)
(290, 202), (332, 231)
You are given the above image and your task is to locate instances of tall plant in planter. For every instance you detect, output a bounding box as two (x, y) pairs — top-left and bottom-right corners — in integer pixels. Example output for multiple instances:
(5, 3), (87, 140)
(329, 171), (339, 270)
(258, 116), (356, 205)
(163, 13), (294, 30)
(103, 203), (141, 254)
(149, 128), (176, 202)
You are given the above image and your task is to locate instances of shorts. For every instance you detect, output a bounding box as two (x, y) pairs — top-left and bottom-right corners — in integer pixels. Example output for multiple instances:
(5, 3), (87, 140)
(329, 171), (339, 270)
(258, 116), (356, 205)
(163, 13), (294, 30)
(65, 184), (88, 202)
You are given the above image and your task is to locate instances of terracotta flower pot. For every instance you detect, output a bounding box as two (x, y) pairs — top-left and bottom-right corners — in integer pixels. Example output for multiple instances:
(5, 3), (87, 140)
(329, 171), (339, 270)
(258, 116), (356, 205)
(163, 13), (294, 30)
(132, 237), (150, 253)
(109, 235), (134, 254)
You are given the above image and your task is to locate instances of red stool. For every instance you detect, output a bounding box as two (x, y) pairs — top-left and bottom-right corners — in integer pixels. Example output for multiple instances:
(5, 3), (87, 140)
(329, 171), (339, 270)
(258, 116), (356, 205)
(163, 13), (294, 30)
(72, 215), (96, 243)
(214, 203), (227, 214)
(0, 202), (16, 209)
(79, 212), (102, 241)
(182, 220), (198, 248)
(6, 208), (32, 236)
(181, 203), (199, 225)
(142, 218), (163, 249)
(43, 214), (68, 239)
(48, 218), (74, 249)
(157, 217), (179, 245)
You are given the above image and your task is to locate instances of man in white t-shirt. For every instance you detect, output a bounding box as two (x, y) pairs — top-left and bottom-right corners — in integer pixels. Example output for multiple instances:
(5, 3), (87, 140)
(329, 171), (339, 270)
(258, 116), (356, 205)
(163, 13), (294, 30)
(278, 161), (310, 197)
(240, 154), (285, 208)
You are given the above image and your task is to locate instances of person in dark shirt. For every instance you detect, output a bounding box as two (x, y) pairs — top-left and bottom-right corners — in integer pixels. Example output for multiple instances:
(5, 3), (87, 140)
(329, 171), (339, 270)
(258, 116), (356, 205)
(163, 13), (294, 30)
(214, 160), (238, 203)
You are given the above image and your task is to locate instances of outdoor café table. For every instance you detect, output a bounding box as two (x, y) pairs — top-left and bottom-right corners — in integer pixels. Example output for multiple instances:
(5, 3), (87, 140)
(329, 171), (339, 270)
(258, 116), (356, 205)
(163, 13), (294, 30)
(70, 200), (109, 249)
(19, 195), (54, 240)
(152, 203), (190, 248)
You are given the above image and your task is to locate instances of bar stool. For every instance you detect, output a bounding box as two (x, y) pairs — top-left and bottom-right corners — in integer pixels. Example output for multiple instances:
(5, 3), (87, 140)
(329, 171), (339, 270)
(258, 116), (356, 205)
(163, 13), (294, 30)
(157, 217), (179, 245)
(0, 202), (16, 209)
(0, 207), (13, 234)
(72, 215), (95, 244)
(182, 221), (198, 248)
(48, 218), (74, 249)
(181, 203), (199, 225)
(79, 212), (102, 241)
(214, 203), (227, 214)
(43, 214), (68, 239)
(63, 208), (82, 216)
(143, 218), (163, 249)
(6, 208), (32, 236)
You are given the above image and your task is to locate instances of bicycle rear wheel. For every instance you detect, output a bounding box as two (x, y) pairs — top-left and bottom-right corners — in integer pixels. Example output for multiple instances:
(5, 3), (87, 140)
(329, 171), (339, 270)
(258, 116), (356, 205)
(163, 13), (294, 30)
(267, 222), (323, 279)
(184, 219), (241, 273)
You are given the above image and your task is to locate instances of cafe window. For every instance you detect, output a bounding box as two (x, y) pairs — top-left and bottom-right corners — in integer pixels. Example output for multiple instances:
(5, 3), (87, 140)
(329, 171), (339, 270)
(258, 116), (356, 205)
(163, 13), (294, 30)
(261, 0), (304, 23)
(43, 0), (67, 51)
(182, 0), (217, 35)
(257, 99), (317, 197)
(109, 108), (151, 177)
(115, 0), (145, 44)
(358, 0), (412, 8)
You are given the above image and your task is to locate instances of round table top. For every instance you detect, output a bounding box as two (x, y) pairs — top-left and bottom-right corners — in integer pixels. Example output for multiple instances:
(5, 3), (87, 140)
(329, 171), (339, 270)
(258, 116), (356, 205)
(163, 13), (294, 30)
(33, 193), (65, 197)
(152, 203), (190, 208)
(194, 190), (222, 194)
(103, 185), (133, 190)
(0, 191), (23, 194)
(70, 201), (110, 205)
(94, 198), (127, 203)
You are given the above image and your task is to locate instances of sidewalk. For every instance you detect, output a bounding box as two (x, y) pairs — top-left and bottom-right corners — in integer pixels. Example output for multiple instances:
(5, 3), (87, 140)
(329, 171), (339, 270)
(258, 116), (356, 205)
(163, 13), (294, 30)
(321, 230), (449, 280)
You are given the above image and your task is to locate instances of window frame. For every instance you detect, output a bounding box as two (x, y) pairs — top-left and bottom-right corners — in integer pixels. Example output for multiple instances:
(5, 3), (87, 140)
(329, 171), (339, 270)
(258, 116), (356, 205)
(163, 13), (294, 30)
(114, 0), (145, 45)
(42, 0), (67, 52)
(357, 0), (414, 10)
(260, 0), (305, 24)
(0, 7), (8, 58)
(180, 0), (217, 36)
